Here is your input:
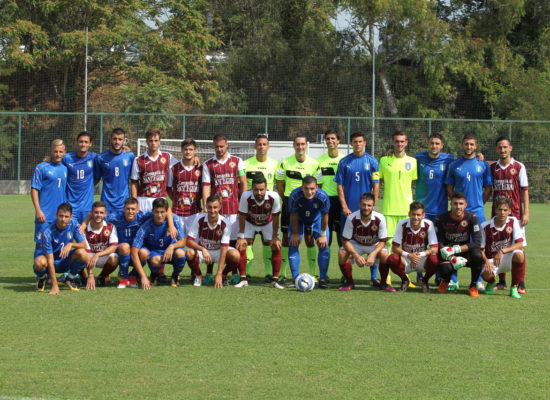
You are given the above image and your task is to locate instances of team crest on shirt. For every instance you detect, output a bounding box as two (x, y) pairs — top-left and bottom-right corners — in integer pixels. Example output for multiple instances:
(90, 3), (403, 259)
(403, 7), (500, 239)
(267, 172), (273, 180)
(510, 168), (517, 175)
(160, 157), (167, 164)
(195, 170), (201, 177)
(440, 164), (446, 171)
(229, 162), (236, 168)
(460, 220), (468, 228)
(265, 203), (271, 210)
(365, 164), (370, 171)
(67, 232), (73, 239)
(123, 159), (128, 166)
(506, 226), (513, 234)
(419, 231), (426, 238)
(313, 203), (318, 209)
(405, 162), (411, 171)
(371, 225), (378, 231)
(103, 229), (110, 237)
(217, 229), (223, 236)
(476, 165), (482, 172)
(87, 160), (93, 168)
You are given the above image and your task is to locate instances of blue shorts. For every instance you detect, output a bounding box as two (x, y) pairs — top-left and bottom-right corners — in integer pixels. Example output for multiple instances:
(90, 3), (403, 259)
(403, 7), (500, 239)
(288, 221), (327, 239)
(33, 250), (76, 272)
(142, 247), (185, 264)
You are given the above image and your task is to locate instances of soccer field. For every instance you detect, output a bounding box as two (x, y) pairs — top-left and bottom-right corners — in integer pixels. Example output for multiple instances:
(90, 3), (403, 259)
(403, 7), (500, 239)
(1, 195), (549, 400)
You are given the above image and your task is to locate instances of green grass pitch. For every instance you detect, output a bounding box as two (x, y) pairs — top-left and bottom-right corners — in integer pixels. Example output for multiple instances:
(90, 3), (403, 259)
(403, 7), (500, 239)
(0, 195), (549, 399)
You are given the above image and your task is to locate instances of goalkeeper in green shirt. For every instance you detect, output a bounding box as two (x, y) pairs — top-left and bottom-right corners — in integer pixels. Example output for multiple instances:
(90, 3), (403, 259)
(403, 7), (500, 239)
(276, 134), (322, 282)
(317, 129), (344, 275)
(243, 134), (279, 281)
(379, 131), (418, 286)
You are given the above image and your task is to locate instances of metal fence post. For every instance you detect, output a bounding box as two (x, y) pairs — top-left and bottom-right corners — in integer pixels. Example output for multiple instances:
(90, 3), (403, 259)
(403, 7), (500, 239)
(429, 119), (432, 136)
(265, 116), (269, 135)
(508, 122), (512, 141)
(347, 117), (351, 154)
(17, 114), (22, 195)
(183, 115), (186, 139)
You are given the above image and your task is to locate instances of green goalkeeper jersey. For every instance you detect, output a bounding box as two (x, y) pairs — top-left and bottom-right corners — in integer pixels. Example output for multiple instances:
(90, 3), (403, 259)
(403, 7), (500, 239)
(379, 154), (417, 215)
(276, 154), (321, 197)
(244, 156), (278, 190)
(317, 152), (344, 196)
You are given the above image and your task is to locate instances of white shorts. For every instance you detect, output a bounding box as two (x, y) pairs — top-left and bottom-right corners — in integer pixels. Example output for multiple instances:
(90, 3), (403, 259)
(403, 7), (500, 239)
(197, 246), (236, 265)
(225, 214), (238, 241)
(486, 250), (523, 277)
(177, 214), (199, 238)
(520, 225), (527, 247)
(244, 220), (278, 241)
(403, 254), (428, 274)
(341, 240), (388, 265)
(90, 253), (118, 268)
(137, 196), (163, 212)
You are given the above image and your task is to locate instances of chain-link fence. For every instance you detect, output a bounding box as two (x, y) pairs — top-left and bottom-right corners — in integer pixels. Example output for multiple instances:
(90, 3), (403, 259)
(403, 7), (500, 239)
(1, 112), (548, 202)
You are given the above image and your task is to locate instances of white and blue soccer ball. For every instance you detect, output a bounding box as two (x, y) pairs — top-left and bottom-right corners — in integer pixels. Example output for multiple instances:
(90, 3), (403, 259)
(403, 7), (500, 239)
(295, 273), (315, 292)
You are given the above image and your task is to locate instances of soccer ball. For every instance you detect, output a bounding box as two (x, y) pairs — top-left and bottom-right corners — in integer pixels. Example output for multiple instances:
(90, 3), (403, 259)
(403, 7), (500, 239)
(295, 273), (315, 292)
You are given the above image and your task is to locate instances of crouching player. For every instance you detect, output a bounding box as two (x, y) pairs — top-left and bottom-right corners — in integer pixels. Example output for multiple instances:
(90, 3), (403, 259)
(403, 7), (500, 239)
(481, 197), (525, 299)
(435, 192), (483, 297)
(287, 176), (330, 288)
(33, 203), (88, 294)
(186, 195), (240, 288)
(338, 193), (389, 291)
(380, 201), (439, 293)
(83, 201), (119, 289)
(131, 198), (187, 289)
(235, 175), (283, 288)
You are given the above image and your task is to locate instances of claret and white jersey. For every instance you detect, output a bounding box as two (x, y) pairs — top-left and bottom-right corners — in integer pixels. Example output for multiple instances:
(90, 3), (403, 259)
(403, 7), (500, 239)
(238, 190), (281, 226)
(491, 159), (528, 220)
(187, 213), (230, 251)
(480, 216), (523, 259)
(85, 221), (118, 253)
(342, 210), (388, 246)
(393, 218), (438, 253)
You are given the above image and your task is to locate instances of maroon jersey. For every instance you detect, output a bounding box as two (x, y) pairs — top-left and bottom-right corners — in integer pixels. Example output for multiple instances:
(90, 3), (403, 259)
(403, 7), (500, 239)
(435, 210), (481, 250)
(238, 190), (281, 226)
(168, 161), (202, 216)
(491, 159), (528, 220)
(202, 154), (245, 215)
(480, 216), (523, 259)
(85, 221), (118, 253)
(342, 210), (388, 246)
(187, 213), (230, 251)
(131, 152), (176, 198)
(393, 218), (438, 253)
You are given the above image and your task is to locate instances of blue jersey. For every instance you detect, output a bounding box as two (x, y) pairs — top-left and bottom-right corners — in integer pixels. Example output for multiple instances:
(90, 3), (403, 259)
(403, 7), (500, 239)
(41, 218), (87, 258)
(31, 161), (68, 223)
(445, 157), (493, 223)
(132, 215), (185, 250)
(94, 149), (135, 213)
(105, 210), (152, 244)
(63, 152), (97, 213)
(414, 152), (455, 216)
(288, 187), (330, 226)
(334, 152), (379, 213)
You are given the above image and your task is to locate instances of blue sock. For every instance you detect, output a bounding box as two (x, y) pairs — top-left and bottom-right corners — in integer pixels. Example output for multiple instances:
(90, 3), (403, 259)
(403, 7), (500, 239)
(173, 256), (186, 276)
(288, 246), (301, 280)
(148, 263), (161, 274)
(69, 259), (85, 277)
(35, 268), (47, 280)
(318, 246), (329, 281)
(451, 271), (458, 283)
(118, 253), (131, 280)
(370, 264), (378, 279)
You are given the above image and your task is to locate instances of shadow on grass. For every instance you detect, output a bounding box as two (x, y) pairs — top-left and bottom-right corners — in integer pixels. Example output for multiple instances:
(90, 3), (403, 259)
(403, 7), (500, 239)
(0, 276), (35, 292)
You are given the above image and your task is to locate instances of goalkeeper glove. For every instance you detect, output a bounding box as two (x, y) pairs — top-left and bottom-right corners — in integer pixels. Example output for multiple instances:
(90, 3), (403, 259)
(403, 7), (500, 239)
(450, 256), (467, 270)
(440, 245), (462, 260)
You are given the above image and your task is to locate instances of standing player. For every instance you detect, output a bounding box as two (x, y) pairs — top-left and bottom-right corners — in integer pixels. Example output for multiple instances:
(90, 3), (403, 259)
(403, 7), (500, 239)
(446, 133), (492, 291)
(186, 195), (241, 288)
(287, 176), (330, 288)
(94, 128), (136, 214)
(490, 136), (529, 292)
(63, 132), (97, 223)
(235, 175), (283, 288)
(480, 197), (525, 298)
(317, 129), (345, 254)
(380, 201), (440, 293)
(131, 198), (187, 288)
(33, 203), (88, 294)
(31, 139), (68, 256)
(167, 138), (202, 238)
(335, 132), (380, 285)
(202, 133), (247, 284)
(83, 201), (119, 289)
(276, 134), (322, 281)
(243, 134), (278, 280)
(338, 193), (388, 291)
(435, 192), (484, 297)
(378, 130), (417, 286)
(131, 128), (177, 212)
